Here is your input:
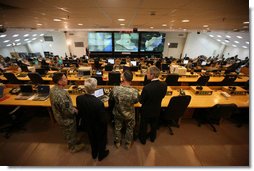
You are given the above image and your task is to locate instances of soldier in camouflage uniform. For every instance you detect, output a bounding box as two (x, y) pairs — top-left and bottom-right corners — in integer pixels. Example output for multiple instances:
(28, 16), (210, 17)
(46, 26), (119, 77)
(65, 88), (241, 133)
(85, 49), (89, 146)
(50, 72), (85, 153)
(110, 70), (139, 149)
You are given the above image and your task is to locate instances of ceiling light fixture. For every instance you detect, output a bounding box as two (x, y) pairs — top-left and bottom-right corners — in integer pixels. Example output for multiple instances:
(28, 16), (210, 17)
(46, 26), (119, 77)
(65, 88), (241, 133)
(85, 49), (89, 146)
(12, 34), (19, 37)
(78, 23), (83, 26)
(0, 34), (6, 38)
(232, 44), (237, 47)
(120, 24), (125, 26)
(226, 35), (231, 38)
(234, 41), (239, 43)
(246, 41), (249, 44)
(162, 24), (167, 27)
(150, 27), (154, 29)
(182, 19), (190, 23)
(53, 18), (62, 22)
(242, 46), (247, 48)
(32, 34), (37, 37)
(243, 21), (249, 24)
(217, 35), (221, 38)
(40, 34), (44, 36)
(16, 43), (21, 45)
(209, 35), (214, 37)
(15, 39), (20, 42)
(203, 25), (209, 27)
(6, 44), (12, 47)
(118, 18), (125, 21)
(236, 36), (242, 39)
(37, 23), (42, 26)
(23, 34), (29, 37)
(3, 40), (10, 43)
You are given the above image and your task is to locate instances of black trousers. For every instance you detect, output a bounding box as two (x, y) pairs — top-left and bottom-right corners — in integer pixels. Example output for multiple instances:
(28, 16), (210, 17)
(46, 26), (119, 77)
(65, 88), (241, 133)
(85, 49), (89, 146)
(139, 114), (159, 143)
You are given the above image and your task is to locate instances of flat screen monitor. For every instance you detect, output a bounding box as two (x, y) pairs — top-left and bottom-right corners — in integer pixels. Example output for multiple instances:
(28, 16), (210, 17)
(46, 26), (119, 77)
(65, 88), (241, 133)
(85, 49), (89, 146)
(114, 33), (139, 52)
(140, 32), (166, 52)
(88, 32), (113, 52)
(108, 58), (114, 64)
(183, 60), (188, 65)
(201, 61), (207, 66)
(130, 61), (137, 66)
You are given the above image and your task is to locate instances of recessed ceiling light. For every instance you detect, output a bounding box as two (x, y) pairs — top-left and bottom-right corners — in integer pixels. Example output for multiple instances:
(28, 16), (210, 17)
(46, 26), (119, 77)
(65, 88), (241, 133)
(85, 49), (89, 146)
(242, 46), (247, 48)
(6, 44), (12, 47)
(23, 34), (29, 37)
(236, 36), (242, 39)
(181, 19), (190, 23)
(53, 18), (62, 22)
(3, 40), (10, 43)
(243, 26), (249, 29)
(246, 41), (249, 44)
(12, 34), (19, 37)
(183, 29), (187, 31)
(15, 39), (20, 42)
(221, 42), (225, 44)
(16, 43), (21, 45)
(78, 23), (83, 26)
(32, 34), (37, 37)
(209, 35), (214, 37)
(32, 38), (37, 40)
(217, 39), (221, 42)
(118, 18), (125, 21)
(27, 40), (32, 43)
(162, 24), (167, 27)
(150, 26), (154, 29)
(226, 35), (231, 38)
(170, 20), (175, 22)
(120, 23), (125, 26)
(243, 21), (249, 24)
(0, 34), (6, 38)
(203, 25), (209, 27)
(37, 23), (42, 26)
(217, 35), (221, 38)
(40, 34), (44, 36)
(40, 39), (43, 42)
(232, 44), (237, 47)
(24, 39), (29, 41)
(234, 41), (239, 43)
(225, 39), (230, 43)
(61, 18), (67, 20)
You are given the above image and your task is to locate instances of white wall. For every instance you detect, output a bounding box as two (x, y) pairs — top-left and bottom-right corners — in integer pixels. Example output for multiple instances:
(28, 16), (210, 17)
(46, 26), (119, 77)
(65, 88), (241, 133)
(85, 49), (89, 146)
(66, 31), (88, 57)
(163, 32), (187, 59)
(28, 31), (69, 57)
(182, 32), (225, 58)
(222, 46), (249, 60)
(0, 45), (28, 57)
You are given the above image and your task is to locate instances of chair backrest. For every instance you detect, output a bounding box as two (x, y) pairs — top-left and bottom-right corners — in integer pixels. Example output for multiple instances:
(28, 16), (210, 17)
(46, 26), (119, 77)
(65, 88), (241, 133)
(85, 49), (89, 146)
(123, 66), (131, 72)
(220, 74), (237, 86)
(207, 104), (238, 122)
(3, 72), (22, 84)
(20, 65), (30, 72)
(92, 75), (104, 85)
(131, 66), (139, 72)
(105, 64), (113, 71)
(28, 72), (44, 85)
(108, 72), (121, 85)
(164, 95), (191, 120)
(165, 74), (180, 86)
(196, 75), (210, 86)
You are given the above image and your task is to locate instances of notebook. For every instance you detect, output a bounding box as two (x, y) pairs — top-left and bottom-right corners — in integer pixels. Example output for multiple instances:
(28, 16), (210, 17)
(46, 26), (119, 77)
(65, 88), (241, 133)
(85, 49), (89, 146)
(33, 85), (50, 101)
(94, 88), (108, 102)
(15, 85), (34, 100)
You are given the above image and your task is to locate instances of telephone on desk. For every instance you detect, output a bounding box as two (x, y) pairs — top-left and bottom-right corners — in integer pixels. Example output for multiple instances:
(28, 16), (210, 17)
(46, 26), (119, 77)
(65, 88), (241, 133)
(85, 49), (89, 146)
(9, 87), (21, 95)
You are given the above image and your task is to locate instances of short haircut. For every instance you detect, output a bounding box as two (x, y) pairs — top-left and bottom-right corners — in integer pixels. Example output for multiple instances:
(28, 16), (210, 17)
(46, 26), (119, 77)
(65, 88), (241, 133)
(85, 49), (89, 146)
(148, 66), (160, 78)
(123, 70), (133, 82)
(52, 72), (64, 84)
(84, 78), (97, 94)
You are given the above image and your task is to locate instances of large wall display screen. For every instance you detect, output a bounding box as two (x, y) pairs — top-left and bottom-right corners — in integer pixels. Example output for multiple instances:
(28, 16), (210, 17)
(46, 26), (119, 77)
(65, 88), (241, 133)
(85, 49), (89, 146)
(140, 32), (166, 52)
(88, 32), (112, 52)
(114, 33), (139, 52)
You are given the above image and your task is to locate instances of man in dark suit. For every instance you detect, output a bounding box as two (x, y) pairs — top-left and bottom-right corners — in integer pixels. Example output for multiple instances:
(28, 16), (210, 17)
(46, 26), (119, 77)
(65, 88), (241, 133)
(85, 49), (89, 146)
(139, 66), (167, 144)
(76, 78), (109, 161)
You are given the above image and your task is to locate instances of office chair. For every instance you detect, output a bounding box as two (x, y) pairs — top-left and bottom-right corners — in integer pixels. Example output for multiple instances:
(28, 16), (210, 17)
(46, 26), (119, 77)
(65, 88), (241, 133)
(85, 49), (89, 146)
(160, 95), (191, 135)
(161, 63), (169, 71)
(108, 72), (121, 85)
(0, 106), (26, 139)
(123, 66), (131, 72)
(131, 66), (139, 72)
(28, 72), (45, 85)
(220, 74), (237, 86)
(20, 65), (30, 72)
(194, 104), (238, 132)
(104, 64), (113, 71)
(92, 75), (104, 85)
(3, 72), (24, 84)
(94, 60), (102, 70)
(195, 75), (210, 86)
(165, 74), (180, 86)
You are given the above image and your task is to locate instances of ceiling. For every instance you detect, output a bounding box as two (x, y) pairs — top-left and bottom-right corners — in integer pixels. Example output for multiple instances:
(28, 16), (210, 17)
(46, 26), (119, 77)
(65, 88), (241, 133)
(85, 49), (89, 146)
(0, 0), (249, 32)
(0, 0), (250, 50)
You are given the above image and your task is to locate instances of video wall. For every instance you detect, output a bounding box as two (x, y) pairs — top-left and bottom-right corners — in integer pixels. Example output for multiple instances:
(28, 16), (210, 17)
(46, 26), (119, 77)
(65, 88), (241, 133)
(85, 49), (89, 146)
(88, 32), (165, 53)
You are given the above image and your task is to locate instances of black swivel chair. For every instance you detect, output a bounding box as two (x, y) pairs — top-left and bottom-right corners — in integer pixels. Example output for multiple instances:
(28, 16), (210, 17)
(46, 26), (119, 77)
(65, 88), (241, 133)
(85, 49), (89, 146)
(220, 74), (237, 86)
(194, 104), (238, 132)
(108, 72), (121, 85)
(28, 72), (45, 85)
(131, 66), (139, 72)
(92, 75), (104, 85)
(160, 95), (191, 135)
(104, 64), (113, 71)
(165, 74), (180, 86)
(3, 72), (23, 84)
(195, 75), (210, 86)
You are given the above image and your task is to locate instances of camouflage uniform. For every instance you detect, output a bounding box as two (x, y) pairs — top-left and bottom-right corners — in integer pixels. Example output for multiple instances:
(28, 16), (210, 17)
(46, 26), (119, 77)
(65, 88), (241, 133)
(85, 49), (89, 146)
(110, 85), (139, 145)
(49, 85), (78, 150)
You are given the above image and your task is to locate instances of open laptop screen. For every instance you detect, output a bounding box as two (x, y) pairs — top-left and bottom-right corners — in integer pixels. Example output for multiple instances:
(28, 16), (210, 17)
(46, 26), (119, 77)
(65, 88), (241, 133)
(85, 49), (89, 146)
(108, 59), (114, 64)
(131, 61), (137, 66)
(38, 85), (50, 94)
(20, 85), (33, 93)
(94, 88), (104, 98)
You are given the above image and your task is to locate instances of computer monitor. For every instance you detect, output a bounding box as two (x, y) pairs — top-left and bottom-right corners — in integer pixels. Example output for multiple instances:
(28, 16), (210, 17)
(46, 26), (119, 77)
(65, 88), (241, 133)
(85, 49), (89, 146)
(201, 61), (207, 66)
(20, 85), (33, 93)
(108, 58), (114, 64)
(161, 63), (169, 71)
(130, 61), (137, 66)
(183, 60), (188, 65)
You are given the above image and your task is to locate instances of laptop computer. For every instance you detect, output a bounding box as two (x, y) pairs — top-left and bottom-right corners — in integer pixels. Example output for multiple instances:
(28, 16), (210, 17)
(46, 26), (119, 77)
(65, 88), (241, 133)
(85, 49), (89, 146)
(15, 85), (34, 100)
(33, 85), (50, 101)
(94, 88), (109, 102)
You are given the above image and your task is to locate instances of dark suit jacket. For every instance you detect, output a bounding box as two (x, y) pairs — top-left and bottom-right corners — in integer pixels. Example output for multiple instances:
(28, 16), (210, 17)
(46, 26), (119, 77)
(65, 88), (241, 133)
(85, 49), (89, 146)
(140, 80), (167, 117)
(76, 94), (107, 132)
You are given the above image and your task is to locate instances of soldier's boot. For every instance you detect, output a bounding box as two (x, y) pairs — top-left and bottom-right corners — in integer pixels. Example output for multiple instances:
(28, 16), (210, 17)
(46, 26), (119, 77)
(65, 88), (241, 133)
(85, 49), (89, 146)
(114, 142), (120, 149)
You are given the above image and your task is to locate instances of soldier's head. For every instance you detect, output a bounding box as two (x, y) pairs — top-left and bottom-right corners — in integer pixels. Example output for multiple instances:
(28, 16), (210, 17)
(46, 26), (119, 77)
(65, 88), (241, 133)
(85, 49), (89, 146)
(147, 66), (160, 80)
(122, 70), (133, 82)
(52, 72), (68, 86)
(84, 78), (97, 94)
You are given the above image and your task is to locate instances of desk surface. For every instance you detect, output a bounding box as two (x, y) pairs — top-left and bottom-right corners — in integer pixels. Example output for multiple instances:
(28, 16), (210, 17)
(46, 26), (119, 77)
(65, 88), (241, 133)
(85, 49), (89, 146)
(0, 86), (249, 108)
